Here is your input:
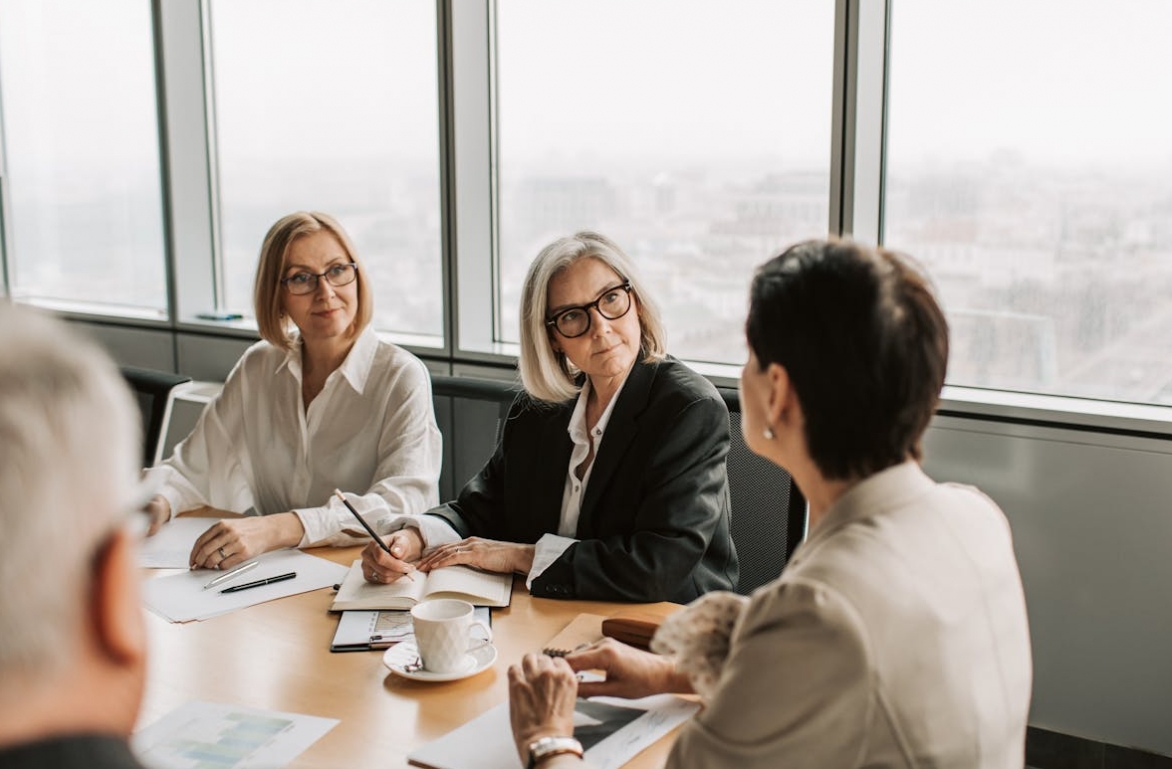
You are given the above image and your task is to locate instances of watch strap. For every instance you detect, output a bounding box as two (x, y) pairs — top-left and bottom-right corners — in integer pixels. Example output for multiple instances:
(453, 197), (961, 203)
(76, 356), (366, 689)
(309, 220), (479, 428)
(526, 735), (584, 768)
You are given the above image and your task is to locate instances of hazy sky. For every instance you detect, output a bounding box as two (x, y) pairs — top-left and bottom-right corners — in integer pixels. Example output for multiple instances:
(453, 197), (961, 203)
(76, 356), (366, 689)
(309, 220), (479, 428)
(2, 0), (1170, 169)
(888, 0), (1172, 167)
(498, 0), (835, 166)
(0, 0), (159, 169)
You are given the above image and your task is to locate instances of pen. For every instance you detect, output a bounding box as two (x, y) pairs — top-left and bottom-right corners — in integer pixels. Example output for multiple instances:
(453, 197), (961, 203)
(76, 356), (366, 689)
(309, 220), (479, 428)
(333, 488), (415, 582)
(220, 572), (296, 593)
(202, 559), (259, 590)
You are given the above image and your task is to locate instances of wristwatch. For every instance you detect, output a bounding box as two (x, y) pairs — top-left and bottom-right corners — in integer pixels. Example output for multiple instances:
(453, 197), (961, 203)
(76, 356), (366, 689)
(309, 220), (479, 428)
(526, 735), (584, 768)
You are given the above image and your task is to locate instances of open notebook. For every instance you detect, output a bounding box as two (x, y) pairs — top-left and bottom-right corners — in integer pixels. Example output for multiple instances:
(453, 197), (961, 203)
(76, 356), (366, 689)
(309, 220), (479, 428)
(329, 560), (513, 611)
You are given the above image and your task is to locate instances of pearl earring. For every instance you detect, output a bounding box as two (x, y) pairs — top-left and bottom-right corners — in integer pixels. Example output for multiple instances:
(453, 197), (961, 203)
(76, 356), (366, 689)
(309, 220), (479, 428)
(763, 426), (775, 440)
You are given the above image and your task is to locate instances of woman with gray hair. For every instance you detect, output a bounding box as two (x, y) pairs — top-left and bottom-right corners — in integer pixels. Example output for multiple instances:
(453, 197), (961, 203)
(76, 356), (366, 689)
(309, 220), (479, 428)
(362, 231), (737, 602)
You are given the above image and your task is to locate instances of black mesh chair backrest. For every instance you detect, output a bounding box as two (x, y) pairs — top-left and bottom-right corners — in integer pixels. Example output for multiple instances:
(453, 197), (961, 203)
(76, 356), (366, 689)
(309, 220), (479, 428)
(718, 388), (808, 595)
(429, 374), (522, 500)
(120, 366), (193, 468)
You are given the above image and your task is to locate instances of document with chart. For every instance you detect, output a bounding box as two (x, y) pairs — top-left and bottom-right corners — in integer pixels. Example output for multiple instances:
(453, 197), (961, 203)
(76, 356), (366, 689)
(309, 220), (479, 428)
(408, 693), (699, 769)
(133, 700), (337, 768)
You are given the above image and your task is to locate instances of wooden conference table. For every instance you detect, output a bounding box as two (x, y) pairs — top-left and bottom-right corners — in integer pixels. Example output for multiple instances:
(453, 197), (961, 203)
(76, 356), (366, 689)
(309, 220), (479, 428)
(138, 544), (684, 768)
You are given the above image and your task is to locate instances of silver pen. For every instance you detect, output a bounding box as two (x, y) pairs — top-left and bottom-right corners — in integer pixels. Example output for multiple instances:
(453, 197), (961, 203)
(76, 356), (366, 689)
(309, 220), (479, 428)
(202, 559), (259, 590)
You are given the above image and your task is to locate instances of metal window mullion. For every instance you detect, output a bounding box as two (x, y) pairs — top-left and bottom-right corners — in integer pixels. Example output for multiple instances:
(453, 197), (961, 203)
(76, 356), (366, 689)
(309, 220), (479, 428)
(150, 0), (178, 336)
(450, 0), (498, 359)
(0, 39), (13, 298)
(157, 0), (218, 325)
(832, 0), (889, 246)
(435, 0), (456, 363)
(200, 0), (227, 312)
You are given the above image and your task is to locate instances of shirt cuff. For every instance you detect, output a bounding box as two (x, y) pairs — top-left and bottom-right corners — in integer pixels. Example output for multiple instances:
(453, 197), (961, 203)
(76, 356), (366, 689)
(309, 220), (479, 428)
(407, 514), (462, 550)
(294, 493), (387, 548)
(527, 533), (577, 590)
(144, 465), (202, 519)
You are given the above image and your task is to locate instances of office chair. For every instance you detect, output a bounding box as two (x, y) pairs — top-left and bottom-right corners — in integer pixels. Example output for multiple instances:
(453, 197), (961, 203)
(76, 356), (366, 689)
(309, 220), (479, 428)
(429, 374), (521, 499)
(719, 387), (808, 595)
(120, 366), (193, 467)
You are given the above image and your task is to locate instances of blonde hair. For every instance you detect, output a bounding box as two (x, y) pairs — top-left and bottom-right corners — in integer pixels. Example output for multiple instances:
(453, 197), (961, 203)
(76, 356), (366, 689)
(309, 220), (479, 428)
(253, 211), (373, 350)
(0, 305), (139, 676)
(519, 231), (667, 403)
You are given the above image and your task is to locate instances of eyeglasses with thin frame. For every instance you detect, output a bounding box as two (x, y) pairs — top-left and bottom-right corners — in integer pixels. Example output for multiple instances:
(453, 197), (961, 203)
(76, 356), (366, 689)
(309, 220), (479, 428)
(545, 281), (633, 339)
(281, 263), (359, 295)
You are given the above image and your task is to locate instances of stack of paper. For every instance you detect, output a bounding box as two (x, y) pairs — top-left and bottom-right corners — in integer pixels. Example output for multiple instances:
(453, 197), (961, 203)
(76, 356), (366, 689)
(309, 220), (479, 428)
(141, 549), (347, 622)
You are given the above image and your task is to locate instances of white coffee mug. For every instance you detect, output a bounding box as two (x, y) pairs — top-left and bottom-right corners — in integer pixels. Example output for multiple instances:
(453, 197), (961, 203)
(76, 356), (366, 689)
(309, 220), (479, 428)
(410, 598), (493, 674)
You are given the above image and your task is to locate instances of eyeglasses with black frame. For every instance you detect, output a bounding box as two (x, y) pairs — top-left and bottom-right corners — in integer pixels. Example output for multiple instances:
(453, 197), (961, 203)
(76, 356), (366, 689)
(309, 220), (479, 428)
(545, 281), (634, 339)
(281, 263), (359, 295)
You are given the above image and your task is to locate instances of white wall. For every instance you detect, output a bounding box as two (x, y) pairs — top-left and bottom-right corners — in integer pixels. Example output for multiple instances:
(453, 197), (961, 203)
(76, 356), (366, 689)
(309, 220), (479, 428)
(923, 416), (1172, 756)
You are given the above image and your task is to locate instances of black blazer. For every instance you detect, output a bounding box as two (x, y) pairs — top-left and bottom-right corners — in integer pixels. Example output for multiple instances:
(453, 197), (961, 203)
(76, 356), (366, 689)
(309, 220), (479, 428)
(429, 356), (738, 603)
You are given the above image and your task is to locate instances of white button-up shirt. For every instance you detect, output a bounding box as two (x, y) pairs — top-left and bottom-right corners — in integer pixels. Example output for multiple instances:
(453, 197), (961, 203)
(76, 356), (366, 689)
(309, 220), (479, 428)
(411, 376), (627, 588)
(147, 327), (442, 547)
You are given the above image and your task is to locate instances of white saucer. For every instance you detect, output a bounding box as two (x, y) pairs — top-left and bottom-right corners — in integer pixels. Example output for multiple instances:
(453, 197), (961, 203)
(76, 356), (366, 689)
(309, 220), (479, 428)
(383, 641), (497, 682)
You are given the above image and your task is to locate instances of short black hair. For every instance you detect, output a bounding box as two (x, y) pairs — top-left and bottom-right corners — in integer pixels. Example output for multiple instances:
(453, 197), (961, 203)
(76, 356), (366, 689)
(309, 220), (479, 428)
(745, 239), (949, 480)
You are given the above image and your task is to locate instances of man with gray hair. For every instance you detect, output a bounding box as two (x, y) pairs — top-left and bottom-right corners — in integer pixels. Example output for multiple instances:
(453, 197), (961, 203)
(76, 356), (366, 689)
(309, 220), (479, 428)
(0, 305), (150, 768)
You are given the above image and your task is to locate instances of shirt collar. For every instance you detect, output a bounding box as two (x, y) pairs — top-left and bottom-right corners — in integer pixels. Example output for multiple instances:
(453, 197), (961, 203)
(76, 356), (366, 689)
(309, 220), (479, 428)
(800, 460), (936, 552)
(275, 326), (379, 395)
(567, 375), (629, 444)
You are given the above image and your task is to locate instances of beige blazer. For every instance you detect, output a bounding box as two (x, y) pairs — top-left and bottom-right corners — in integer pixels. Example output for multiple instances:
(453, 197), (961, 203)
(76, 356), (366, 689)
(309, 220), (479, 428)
(667, 461), (1032, 768)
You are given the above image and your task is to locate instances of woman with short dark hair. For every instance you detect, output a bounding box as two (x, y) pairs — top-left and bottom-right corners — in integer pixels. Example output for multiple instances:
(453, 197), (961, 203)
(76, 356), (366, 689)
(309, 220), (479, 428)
(507, 238), (1032, 769)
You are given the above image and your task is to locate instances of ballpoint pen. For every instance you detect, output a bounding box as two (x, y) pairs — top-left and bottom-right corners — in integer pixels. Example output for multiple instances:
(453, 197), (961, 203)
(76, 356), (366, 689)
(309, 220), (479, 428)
(333, 488), (415, 582)
(202, 559), (259, 590)
(220, 572), (297, 593)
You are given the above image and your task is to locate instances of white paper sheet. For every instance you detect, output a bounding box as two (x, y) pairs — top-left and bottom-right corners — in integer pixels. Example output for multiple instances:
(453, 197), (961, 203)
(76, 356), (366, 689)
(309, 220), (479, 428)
(133, 700), (337, 769)
(141, 549), (347, 622)
(406, 694), (699, 769)
(138, 518), (227, 569)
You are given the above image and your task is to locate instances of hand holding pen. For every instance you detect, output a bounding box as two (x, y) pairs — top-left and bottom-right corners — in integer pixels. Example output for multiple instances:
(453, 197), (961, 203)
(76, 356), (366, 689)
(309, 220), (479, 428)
(333, 489), (418, 584)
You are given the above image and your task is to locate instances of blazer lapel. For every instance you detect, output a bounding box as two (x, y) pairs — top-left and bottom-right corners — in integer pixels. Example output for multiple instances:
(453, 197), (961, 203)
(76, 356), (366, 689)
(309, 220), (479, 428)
(530, 402), (575, 532)
(577, 359), (656, 534)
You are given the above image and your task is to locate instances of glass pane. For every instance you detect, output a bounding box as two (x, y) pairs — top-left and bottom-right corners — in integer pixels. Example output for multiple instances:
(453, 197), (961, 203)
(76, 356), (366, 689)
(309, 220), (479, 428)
(210, 0), (442, 338)
(0, 0), (167, 316)
(496, 0), (834, 364)
(886, 0), (1172, 405)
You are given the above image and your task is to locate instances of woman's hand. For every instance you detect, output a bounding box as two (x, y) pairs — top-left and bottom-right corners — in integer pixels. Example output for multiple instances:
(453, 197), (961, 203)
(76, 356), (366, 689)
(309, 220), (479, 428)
(361, 528), (424, 583)
(144, 495), (172, 536)
(564, 638), (692, 700)
(188, 512), (305, 569)
(416, 537), (535, 576)
(508, 653), (578, 763)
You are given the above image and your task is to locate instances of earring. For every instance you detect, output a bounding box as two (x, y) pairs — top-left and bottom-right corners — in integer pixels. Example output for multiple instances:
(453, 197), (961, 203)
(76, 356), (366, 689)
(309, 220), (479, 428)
(763, 426), (775, 440)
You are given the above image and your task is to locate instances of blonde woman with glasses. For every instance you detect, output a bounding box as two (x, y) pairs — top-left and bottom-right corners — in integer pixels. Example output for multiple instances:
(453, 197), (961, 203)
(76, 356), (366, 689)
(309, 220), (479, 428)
(361, 231), (737, 603)
(144, 211), (442, 570)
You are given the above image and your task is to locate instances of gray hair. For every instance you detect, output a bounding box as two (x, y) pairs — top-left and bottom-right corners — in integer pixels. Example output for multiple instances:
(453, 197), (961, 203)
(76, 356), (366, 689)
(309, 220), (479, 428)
(518, 231), (667, 403)
(0, 305), (140, 676)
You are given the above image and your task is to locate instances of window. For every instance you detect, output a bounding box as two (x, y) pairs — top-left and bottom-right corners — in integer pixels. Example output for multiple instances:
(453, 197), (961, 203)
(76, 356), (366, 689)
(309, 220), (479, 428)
(495, 0), (835, 364)
(208, 0), (443, 341)
(886, 0), (1172, 405)
(0, 0), (167, 317)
